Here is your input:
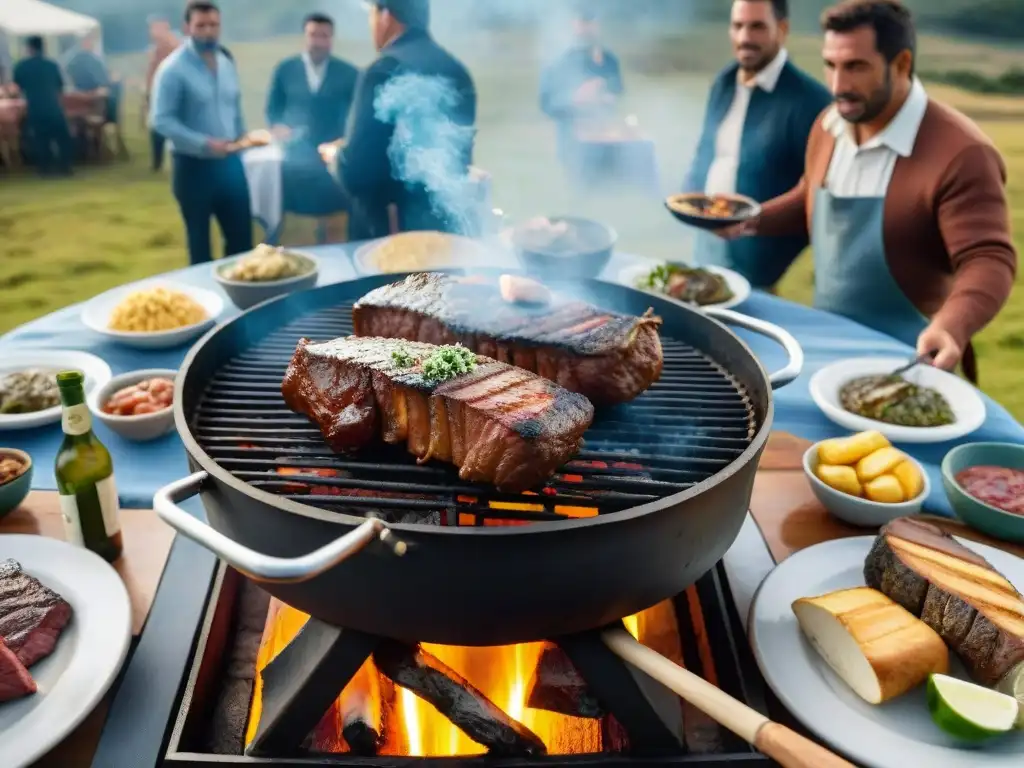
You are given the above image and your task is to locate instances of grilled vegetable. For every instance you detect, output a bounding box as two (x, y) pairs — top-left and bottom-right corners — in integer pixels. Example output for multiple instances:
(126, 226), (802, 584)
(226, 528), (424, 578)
(818, 431), (890, 466)
(864, 518), (1024, 724)
(792, 587), (948, 705)
(839, 374), (955, 428)
(636, 263), (735, 306)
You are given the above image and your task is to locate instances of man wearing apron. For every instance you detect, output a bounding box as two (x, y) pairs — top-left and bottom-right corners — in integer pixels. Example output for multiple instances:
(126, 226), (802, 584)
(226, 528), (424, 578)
(718, 0), (1016, 382)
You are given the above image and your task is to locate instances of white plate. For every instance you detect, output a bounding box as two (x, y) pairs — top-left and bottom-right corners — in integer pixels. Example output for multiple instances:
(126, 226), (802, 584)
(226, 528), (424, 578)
(750, 536), (1024, 768)
(616, 262), (752, 311)
(0, 535), (131, 768)
(81, 279), (224, 350)
(0, 351), (112, 432)
(809, 357), (986, 444)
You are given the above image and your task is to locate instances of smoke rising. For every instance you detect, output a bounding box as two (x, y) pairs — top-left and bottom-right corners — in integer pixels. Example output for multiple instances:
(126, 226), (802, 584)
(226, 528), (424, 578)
(374, 72), (478, 234)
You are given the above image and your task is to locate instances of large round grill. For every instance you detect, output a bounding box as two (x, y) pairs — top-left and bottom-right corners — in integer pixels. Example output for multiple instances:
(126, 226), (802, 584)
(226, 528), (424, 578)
(189, 300), (759, 527)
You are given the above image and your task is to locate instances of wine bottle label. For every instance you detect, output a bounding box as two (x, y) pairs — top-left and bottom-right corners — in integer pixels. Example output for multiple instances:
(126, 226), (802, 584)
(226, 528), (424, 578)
(61, 403), (92, 436)
(58, 474), (122, 549)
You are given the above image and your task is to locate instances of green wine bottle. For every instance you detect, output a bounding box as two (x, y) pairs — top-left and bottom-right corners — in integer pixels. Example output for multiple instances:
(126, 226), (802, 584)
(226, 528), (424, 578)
(54, 371), (123, 563)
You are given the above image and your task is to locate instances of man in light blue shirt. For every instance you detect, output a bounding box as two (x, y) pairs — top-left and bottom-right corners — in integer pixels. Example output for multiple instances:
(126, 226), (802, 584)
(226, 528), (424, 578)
(150, 0), (252, 265)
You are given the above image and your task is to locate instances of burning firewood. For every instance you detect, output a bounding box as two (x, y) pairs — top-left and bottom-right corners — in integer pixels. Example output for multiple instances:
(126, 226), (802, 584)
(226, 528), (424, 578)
(338, 663), (382, 756)
(373, 641), (547, 757)
(525, 645), (604, 719)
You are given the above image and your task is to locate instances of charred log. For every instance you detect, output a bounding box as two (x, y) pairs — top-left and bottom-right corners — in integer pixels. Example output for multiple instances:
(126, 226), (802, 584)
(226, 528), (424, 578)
(339, 667), (382, 756)
(373, 641), (547, 757)
(526, 645), (604, 718)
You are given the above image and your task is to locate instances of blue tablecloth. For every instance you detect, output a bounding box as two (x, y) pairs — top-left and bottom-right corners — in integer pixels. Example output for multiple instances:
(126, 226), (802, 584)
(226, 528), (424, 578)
(1, 247), (1021, 515)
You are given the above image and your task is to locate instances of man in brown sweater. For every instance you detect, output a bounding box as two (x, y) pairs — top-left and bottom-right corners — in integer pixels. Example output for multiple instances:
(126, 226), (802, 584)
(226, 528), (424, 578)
(719, 0), (1016, 381)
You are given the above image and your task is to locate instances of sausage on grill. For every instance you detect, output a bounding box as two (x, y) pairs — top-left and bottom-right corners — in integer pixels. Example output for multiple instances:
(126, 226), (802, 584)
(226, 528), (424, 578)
(281, 336), (595, 493)
(352, 273), (663, 406)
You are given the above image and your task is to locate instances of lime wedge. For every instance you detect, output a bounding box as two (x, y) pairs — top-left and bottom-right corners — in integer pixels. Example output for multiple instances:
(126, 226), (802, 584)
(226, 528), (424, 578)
(996, 666), (1024, 729)
(928, 674), (1020, 741)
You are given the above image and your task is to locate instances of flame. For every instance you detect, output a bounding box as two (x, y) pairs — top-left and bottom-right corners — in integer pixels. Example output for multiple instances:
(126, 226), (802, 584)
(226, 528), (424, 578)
(248, 604), (655, 757)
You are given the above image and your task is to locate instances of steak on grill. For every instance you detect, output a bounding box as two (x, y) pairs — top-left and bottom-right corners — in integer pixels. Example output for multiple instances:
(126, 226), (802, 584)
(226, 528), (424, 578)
(281, 336), (595, 493)
(0, 637), (36, 702)
(0, 559), (73, 668)
(352, 272), (664, 406)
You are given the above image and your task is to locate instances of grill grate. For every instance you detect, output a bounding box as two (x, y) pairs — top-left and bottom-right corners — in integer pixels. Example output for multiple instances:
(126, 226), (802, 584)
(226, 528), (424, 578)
(192, 302), (758, 526)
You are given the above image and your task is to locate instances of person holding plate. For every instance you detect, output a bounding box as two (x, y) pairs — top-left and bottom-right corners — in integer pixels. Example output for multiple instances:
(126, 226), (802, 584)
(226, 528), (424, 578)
(717, 0), (1016, 383)
(684, 0), (830, 292)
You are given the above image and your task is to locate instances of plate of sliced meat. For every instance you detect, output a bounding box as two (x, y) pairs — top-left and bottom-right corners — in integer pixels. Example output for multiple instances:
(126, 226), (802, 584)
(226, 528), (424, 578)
(0, 535), (131, 768)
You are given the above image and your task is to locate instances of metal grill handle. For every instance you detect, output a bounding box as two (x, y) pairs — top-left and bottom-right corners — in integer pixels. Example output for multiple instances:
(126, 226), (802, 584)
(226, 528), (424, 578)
(153, 471), (407, 584)
(703, 307), (804, 390)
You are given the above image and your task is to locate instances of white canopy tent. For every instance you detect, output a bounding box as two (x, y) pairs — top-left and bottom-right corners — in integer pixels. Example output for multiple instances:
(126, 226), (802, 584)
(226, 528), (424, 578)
(0, 0), (102, 81)
(0, 0), (100, 38)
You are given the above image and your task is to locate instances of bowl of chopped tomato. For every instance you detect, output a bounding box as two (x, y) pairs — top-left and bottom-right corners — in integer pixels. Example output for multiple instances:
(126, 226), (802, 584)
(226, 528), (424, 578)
(942, 442), (1024, 544)
(88, 369), (177, 443)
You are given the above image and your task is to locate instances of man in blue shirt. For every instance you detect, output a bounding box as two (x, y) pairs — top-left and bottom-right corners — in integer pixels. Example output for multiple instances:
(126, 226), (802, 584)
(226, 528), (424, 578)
(13, 37), (73, 176)
(64, 32), (111, 93)
(539, 7), (624, 176)
(684, 0), (831, 291)
(150, 0), (252, 265)
(266, 13), (359, 219)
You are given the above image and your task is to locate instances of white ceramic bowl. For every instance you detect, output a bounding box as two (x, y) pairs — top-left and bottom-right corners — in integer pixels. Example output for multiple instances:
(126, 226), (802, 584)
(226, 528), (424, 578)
(81, 280), (224, 350)
(87, 369), (178, 442)
(616, 262), (752, 311)
(213, 251), (320, 310)
(803, 441), (930, 528)
(809, 357), (986, 444)
(0, 350), (112, 432)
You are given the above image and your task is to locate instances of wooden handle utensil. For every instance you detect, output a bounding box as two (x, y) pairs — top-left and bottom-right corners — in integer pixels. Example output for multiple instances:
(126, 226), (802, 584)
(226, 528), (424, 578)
(601, 628), (854, 768)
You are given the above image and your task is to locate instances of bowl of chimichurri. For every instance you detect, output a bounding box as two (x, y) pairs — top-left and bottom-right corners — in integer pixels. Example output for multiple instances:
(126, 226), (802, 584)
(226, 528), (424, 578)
(809, 357), (987, 444)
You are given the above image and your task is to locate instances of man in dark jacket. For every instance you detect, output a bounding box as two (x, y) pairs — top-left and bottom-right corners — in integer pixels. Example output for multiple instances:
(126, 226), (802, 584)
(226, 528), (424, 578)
(267, 13), (359, 219)
(332, 0), (477, 240)
(14, 37), (73, 176)
(684, 0), (831, 290)
(539, 7), (623, 172)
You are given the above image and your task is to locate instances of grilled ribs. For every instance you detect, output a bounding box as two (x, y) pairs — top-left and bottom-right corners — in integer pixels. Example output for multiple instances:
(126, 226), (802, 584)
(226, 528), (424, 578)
(282, 336), (595, 493)
(0, 558), (73, 668)
(352, 273), (663, 405)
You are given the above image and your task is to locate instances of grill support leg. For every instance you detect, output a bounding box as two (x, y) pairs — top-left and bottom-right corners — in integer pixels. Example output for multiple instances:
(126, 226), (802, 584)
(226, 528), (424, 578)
(247, 619), (379, 757)
(558, 623), (686, 756)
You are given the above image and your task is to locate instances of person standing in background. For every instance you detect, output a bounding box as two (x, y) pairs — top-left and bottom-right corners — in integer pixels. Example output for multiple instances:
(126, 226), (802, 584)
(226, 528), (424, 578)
(64, 32), (110, 92)
(14, 36), (73, 176)
(145, 16), (180, 172)
(150, 0), (253, 265)
(717, 0), (1016, 382)
(539, 6), (623, 174)
(332, 0), (477, 240)
(266, 13), (359, 219)
(684, 0), (831, 292)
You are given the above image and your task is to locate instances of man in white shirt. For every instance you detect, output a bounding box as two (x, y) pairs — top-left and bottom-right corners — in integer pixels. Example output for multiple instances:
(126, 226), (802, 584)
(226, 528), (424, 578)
(265, 13), (360, 220)
(683, 0), (831, 290)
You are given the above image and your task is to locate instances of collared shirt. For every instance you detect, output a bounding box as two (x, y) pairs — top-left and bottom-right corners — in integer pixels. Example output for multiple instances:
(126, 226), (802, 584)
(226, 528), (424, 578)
(823, 78), (929, 198)
(705, 49), (789, 196)
(301, 51), (327, 94)
(149, 38), (244, 158)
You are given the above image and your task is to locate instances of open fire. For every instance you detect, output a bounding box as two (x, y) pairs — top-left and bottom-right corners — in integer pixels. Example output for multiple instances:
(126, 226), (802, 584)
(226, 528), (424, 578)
(245, 601), (689, 758)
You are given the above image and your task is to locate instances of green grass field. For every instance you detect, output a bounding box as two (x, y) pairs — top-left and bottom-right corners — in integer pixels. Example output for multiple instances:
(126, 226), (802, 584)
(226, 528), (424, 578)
(1, 27), (1022, 418)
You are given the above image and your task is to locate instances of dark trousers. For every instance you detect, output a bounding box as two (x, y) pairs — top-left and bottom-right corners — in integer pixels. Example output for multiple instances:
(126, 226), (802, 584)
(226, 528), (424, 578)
(26, 114), (73, 175)
(172, 153), (253, 266)
(282, 143), (349, 217)
(151, 130), (166, 171)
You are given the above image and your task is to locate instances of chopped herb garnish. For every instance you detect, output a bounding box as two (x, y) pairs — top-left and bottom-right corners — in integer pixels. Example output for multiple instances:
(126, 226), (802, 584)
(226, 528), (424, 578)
(391, 347), (417, 368)
(638, 264), (673, 292)
(422, 344), (477, 383)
